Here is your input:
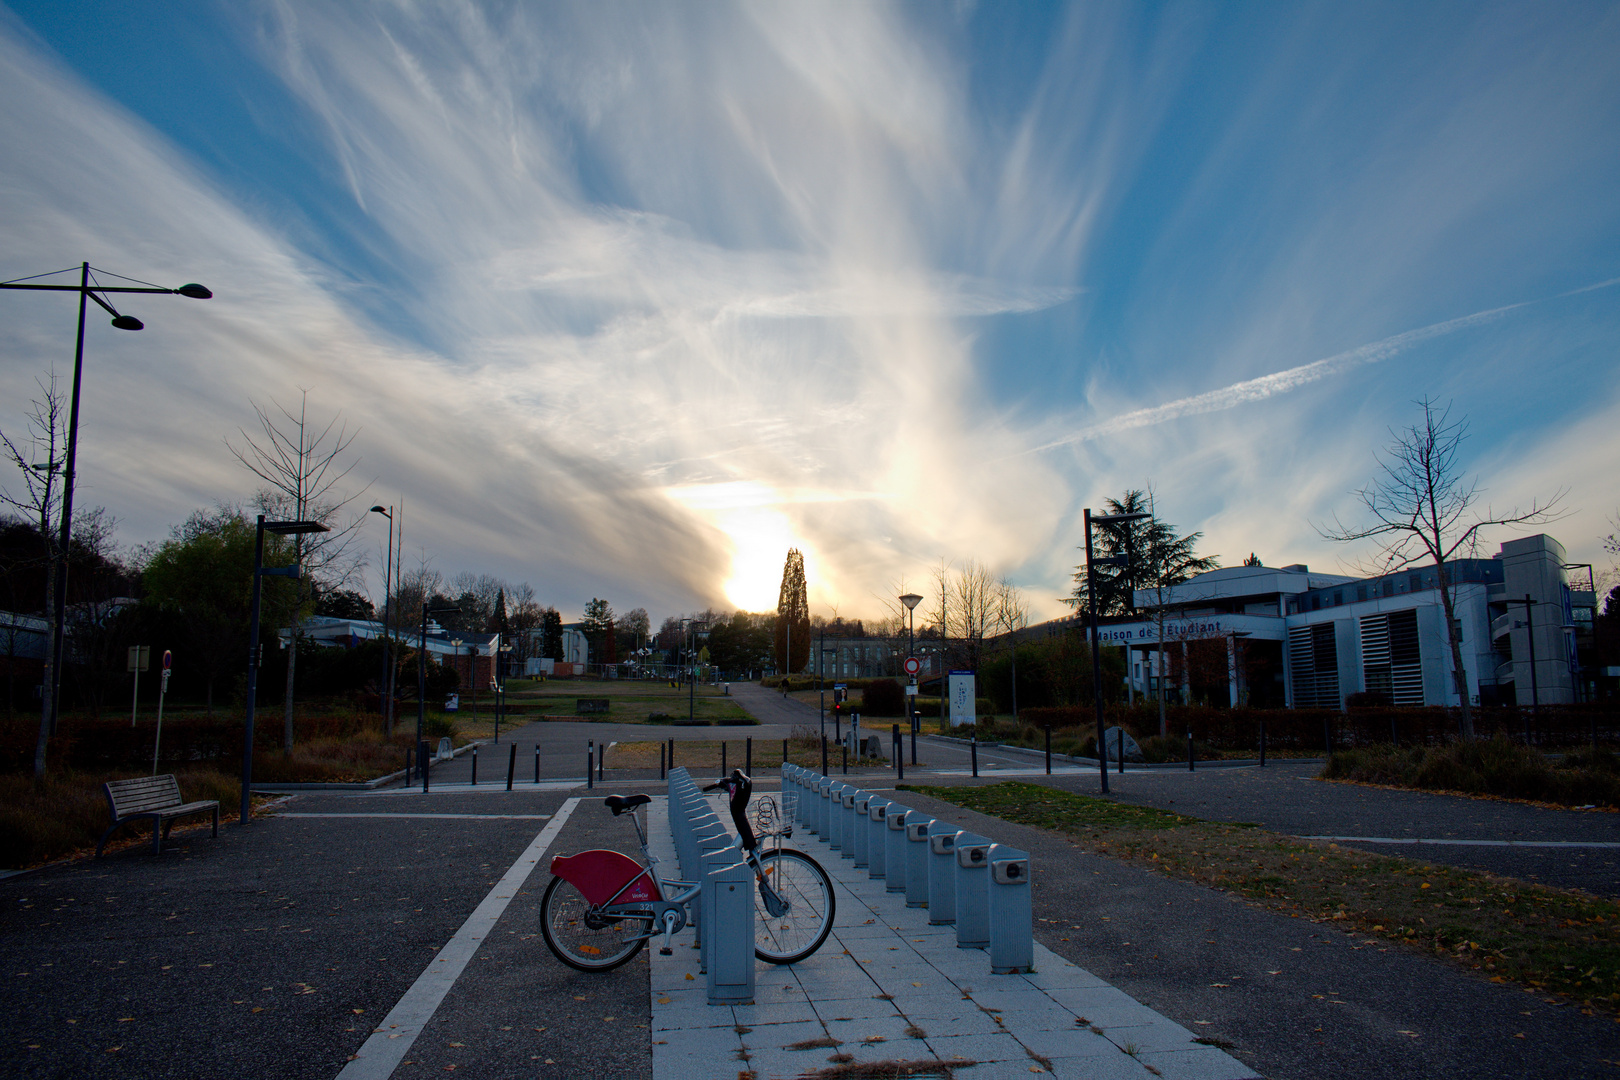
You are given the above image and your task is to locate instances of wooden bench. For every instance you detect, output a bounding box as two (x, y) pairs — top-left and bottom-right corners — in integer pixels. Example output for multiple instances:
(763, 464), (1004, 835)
(96, 775), (220, 857)
(575, 698), (611, 715)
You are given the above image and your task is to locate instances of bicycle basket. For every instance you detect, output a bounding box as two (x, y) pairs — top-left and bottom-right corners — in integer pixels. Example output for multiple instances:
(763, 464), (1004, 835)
(752, 794), (785, 838)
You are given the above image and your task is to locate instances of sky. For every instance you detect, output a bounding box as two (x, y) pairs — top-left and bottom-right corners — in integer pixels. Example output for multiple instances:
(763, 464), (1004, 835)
(1, 1), (1617, 626)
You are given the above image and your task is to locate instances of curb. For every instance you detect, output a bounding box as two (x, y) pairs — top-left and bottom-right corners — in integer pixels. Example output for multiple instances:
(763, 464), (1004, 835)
(251, 739), (485, 793)
(927, 733), (1324, 770)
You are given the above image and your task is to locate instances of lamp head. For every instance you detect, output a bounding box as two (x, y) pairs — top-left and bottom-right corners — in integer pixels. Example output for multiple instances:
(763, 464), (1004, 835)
(899, 593), (923, 611)
(370, 505), (391, 517)
(110, 314), (144, 331)
(175, 283), (212, 299)
(265, 519), (329, 536)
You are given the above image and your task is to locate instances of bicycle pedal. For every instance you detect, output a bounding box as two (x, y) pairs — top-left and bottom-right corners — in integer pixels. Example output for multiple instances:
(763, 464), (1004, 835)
(658, 947), (673, 956)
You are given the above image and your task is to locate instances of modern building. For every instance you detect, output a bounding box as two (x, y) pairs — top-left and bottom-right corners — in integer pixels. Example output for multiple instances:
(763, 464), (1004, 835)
(289, 615), (501, 687)
(1108, 533), (1597, 710)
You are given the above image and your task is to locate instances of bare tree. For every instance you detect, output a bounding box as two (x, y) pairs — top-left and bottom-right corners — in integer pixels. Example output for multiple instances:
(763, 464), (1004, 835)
(0, 374), (67, 775)
(993, 578), (1030, 718)
(228, 391), (367, 751)
(1320, 399), (1562, 739)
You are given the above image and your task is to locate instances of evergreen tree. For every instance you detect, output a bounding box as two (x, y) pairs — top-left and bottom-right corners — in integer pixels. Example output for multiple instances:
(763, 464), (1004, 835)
(1070, 491), (1218, 617)
(774, 549), (810, 674)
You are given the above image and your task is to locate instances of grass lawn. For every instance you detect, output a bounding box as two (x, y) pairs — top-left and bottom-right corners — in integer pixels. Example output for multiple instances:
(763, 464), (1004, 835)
(499, 679), (757, 725)
(611, 737), (894, 773)
(905, 780), (1620, 1017)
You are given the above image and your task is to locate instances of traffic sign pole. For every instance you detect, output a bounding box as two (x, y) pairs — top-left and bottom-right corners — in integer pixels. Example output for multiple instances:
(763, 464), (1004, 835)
(152, 651), (173, 775)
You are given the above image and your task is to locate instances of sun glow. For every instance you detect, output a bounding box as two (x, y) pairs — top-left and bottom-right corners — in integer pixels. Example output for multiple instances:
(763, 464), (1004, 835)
(664, 482), (802, 611)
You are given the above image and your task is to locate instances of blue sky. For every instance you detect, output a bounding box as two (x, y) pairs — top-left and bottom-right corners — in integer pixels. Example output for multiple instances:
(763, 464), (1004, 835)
(2, 1), (1616, 623)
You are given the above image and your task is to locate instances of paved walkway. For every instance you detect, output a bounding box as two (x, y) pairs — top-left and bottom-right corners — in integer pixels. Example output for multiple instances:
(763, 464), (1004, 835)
(648, 792), (1256, 1080)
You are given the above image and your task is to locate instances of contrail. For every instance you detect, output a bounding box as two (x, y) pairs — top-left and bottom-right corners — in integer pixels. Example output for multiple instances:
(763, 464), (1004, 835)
(1020, 277), (1620, 457)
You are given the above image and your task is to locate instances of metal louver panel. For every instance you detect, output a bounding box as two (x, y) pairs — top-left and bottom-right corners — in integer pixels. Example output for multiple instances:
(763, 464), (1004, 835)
(1289, 624), (1339, 708)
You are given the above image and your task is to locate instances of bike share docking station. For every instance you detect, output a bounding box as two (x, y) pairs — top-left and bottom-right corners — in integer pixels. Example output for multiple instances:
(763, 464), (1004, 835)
(781, 763), (1035, 975)
(666, 768), (755, 1004)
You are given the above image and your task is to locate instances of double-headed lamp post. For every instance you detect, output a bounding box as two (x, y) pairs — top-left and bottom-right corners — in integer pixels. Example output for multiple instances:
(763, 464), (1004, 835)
(1085, 508), (1149, 794)
(0, 263), (211, 748)
(242, 517), (329, 825)
(369, 506), (394, 733)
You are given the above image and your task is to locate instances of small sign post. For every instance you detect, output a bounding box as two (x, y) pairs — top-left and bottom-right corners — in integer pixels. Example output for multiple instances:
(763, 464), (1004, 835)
(152, 650), (173, 775)
(127, 645), (150, 727)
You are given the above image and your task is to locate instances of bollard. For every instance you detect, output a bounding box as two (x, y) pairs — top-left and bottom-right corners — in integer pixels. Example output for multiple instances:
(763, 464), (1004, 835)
(840, 788), (858, 858)
(587, 744), (594, 790)
(971, 733), (978, 777)
(598, 743), (605, 782)
(419, 740), (431, 793)
(746, 737), (752, 775)
(1045, 725), (1052, 775)
(853, 792), (872, 868)
(721, 741), (727, 775)
(884, 801), (909, 892)
(534, 744), (540, 784)
(471, 745), (478, 786)
(893, 723), (903, 781)
(986, 844), (1033, 973)
(783, 738), (789, 769)
(506, 743), (516, 791)
(926, 820), (959, 925)
(866, 796), (889, 880)
(704, 858), (756, 1005)
(1187, 730), (1194, 772)
(953, 831), (992, 949)
(660, 742), (667, 780)
(821, 734), (829, 776)
(406, 745), (414, 782)
(842, 742), (848, 775)
(903, 811), (933, 908)
(669, 737), (675, 768)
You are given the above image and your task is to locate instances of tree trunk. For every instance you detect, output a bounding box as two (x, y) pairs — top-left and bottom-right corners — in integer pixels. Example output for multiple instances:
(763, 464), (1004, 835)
(1435, 560), (1475, 739)
(284, 629), (298, 753)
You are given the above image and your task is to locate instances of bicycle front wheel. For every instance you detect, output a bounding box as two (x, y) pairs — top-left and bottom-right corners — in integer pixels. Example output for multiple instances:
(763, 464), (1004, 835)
(539, 876), (651, 972)
(753, 848), (835, 964)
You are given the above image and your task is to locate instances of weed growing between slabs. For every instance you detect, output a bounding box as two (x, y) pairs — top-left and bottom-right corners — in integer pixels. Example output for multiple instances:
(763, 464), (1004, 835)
(904, 781), (1620, 1016)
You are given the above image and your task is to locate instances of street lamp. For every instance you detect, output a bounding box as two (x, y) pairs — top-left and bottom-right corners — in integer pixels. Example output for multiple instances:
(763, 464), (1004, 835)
(1, 263), (211, 744)
(369, 506), (394, 734)
(496, 642), (513, 743)
(900, 593), (922, 759)
(242, 517), (328, 825)
(1084, 508), (1150, 794)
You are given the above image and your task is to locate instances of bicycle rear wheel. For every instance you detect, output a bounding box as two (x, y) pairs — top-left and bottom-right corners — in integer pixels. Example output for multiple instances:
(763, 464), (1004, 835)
(540, 876), (652, 972)
(753, 848), (835, 964)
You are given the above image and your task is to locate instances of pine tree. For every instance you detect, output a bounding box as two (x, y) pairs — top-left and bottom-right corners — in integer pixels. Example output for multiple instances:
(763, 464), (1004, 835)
(1070, 491), (1218, 617)
(774, 549), (810, 674)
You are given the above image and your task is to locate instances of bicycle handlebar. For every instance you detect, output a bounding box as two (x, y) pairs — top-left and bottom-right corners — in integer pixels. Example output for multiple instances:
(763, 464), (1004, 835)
(701, 769), (757, 851)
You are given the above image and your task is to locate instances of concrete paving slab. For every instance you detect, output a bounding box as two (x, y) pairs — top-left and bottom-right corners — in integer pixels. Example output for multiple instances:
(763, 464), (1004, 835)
(1135, 1044), (1264, 1080)
(1047, 1053), (1159, 1079)
(925, 1029), (1029, 1062)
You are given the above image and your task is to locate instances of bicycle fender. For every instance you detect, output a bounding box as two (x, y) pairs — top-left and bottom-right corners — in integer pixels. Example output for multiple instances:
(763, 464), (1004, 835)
(549, 850), (662, 906)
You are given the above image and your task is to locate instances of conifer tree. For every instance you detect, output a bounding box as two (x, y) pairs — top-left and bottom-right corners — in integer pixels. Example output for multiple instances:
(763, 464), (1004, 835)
(774, 548), (810, 674)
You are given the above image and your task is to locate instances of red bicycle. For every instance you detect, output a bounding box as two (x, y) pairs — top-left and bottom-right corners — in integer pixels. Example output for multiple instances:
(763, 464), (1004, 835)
(540, 770), (836, 972)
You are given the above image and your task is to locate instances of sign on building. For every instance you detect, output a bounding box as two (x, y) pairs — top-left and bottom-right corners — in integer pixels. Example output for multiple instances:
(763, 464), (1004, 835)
(948, 670), (975, 728)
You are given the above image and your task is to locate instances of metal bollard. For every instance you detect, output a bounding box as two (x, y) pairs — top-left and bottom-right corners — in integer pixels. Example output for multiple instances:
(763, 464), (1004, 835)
(669, 736), (675, 768)
(821, 734), (828, 776)
(420, 740), (430, 793)
(721, 741), (727, 775)
(660, 742), (667, 780)
(986, 844), (1033, 973)
(971, 734), (978, 777)
(953, 831), (992, 949)
(866, 796), (889, 879)
(893, 723), (902, 781)
(783, 738), (789, 769)
(746, 737), (752, 775)
(903, 811), (933, 908)
(926, 820), (958, 924)
(598, 742), (605, 782)
(506, 743), (516, 791)
(534, 744), (540, 784)
(1188, 730), (1195, 772)
(840, 788), (858, 858)
(853, 792), (872, 868)
(884, 802), (909, 892)
(471, 745), (478, 786)
(704, 858), (756, 1005)
(587, 743), (594, 789)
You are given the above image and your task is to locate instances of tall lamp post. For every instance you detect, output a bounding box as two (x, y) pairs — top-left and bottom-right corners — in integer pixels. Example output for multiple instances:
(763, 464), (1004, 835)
(369, 506), (394, 733)
(242, 516), (328, 825)
(1085, 508), (1149, 794)
(496, 642), (512, 743)
(900, 593), (922, 757)
(1, 263), (211, 758)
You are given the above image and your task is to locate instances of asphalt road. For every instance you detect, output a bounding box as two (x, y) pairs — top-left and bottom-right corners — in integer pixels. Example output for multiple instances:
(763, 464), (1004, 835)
(886, 786), (1620, 1080)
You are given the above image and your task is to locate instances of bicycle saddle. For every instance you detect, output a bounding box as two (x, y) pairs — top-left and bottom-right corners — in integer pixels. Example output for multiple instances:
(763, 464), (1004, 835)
(603, 793), (651, 816)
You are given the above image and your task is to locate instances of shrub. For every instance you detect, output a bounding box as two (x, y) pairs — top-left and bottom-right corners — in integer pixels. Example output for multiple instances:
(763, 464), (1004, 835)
(862, 679), (906, 716)
(1323, 737), (1620, 807)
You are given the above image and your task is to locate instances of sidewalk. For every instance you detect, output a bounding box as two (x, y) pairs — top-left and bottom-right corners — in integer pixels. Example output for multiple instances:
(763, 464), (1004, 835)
(647, 792), (1257, 1080)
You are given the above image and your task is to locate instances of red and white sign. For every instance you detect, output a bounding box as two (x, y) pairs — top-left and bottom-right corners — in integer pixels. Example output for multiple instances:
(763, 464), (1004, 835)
(904, 656), (921, 676)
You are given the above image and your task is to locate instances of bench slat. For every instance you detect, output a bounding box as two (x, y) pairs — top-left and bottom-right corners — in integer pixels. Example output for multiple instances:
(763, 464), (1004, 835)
(97, 774), (219, 857)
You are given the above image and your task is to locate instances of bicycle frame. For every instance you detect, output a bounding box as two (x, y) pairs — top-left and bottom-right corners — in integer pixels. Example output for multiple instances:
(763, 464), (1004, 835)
(548, 781), (791, 954)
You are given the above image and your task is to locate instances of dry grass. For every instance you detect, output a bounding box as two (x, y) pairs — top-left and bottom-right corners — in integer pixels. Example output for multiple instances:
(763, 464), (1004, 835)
(0, 768), (242, 869)
(910, 781), (1620, 1015)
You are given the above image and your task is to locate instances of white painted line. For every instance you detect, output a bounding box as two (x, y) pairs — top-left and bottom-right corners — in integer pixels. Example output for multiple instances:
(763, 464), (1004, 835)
(334, 797), (578, 1080)
(279, 813), (552, 820)
(355, 781), (583, 797)
(1303, 835), (1620, 849)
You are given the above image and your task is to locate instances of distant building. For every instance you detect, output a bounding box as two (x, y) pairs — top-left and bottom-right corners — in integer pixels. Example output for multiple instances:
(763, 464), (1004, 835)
(289, 615), (501, 687)
(1107, 533), (1597, 709)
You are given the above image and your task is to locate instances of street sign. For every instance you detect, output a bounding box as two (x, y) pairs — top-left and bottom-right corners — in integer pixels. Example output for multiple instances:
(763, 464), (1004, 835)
(127, 645), (150, 673)
(903, 656), (921, 676)
(162, 649), (173, 671)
